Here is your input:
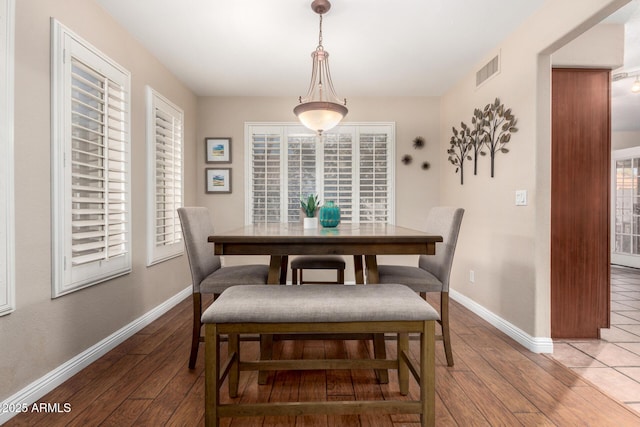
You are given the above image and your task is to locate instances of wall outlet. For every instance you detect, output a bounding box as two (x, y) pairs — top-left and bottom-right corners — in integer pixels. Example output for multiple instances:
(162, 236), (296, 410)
(469, 270), (475, 283)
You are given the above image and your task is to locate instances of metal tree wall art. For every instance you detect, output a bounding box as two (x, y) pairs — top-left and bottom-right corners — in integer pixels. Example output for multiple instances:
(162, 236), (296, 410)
(447, 122), (473, 185)
(446, 98), (519, 184)
(470, 108), (487, 175)
(482, 98), (518, 177)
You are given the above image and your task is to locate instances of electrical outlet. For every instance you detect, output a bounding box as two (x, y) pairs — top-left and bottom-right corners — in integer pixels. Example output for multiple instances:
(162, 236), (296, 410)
(469, 270), (475, 283)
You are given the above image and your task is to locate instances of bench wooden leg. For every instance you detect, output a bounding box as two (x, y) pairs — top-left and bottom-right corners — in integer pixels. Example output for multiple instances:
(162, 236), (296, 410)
(205, 324), (219, 427)
(258, 334), (273, 384)
(421, 320), (436, 427)
(398, 332), (409, 395)
(373, 333), (389, 384)
(228, 333), (239, 397)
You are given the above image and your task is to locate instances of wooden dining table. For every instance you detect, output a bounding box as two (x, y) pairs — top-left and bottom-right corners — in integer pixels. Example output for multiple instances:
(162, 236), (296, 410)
(208, 222), (443, 284)
(209, 222), (443, 384)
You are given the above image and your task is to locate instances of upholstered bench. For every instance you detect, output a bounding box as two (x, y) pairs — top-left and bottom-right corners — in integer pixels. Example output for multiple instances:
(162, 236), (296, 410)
(202, 283), (440, 426)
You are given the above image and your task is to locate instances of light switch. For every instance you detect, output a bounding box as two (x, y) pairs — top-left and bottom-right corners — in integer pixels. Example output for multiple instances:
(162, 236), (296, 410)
(515, 190), (527, 206)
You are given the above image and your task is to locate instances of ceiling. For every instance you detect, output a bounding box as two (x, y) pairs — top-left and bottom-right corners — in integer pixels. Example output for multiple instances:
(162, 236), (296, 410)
(95, 0), (545, 97)
(96, 0), (639, 130)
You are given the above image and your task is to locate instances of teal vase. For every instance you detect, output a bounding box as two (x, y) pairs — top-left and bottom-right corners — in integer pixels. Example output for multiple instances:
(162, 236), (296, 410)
(319, 201), (340, 227)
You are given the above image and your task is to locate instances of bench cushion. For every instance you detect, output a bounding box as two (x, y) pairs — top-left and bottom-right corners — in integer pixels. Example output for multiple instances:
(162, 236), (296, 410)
(201, 284), (440, 324)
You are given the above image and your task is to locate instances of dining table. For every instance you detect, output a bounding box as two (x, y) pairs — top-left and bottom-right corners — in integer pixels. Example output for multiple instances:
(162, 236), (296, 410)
(208, 222), (443, 284)
(208, 222), (443, 384)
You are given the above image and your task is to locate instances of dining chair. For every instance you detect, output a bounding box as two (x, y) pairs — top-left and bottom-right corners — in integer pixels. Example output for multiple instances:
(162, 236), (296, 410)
(377, 206), (464, 367)
(178, 207), (270, 369)
(291, 255), (346, 284)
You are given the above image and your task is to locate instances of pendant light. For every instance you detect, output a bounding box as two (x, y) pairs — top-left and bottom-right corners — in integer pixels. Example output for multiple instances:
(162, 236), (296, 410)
(294, 0), (348, 136)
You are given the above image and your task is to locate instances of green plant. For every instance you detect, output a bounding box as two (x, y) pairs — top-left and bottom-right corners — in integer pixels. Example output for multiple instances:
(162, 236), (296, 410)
(300, 194), (321, 218)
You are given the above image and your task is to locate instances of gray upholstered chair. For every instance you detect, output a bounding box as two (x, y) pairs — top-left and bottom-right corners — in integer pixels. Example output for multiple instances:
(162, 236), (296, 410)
(291, 255), (346, 284)
(178, 207), (269, 369)
(377, 207), (464, 367)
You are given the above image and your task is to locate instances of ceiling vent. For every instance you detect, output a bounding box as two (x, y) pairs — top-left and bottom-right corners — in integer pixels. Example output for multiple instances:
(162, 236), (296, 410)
(476, 53), (500, 87)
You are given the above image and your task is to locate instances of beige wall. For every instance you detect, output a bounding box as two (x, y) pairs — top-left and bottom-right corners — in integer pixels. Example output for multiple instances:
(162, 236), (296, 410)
(440, 0), (630, 338)
(195, 96), (441, 281)
(552, 23), (624, 68)
(1, 0), (197, 399)
(613, 130), (640, 150)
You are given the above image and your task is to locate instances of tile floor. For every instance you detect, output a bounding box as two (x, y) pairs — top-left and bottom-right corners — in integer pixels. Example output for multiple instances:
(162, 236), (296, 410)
(551, 265), (640, 414)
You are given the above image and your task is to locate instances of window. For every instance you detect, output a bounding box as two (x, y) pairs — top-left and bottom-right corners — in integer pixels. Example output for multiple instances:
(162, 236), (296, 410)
(146, 86), (184, 265)
(245, 123), (395, 225)
(51, 20), (131, 297)
(612, 148), (640, 269)
(0, 0), (14, 316)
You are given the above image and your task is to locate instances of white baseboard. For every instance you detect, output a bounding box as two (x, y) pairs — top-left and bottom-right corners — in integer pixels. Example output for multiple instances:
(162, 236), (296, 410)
(0, 286), (192, 425)
(450, 288), (554, 354)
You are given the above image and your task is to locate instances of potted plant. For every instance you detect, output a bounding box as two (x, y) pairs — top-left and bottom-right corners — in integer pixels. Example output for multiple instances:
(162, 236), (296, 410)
(300, 194), (321, 228)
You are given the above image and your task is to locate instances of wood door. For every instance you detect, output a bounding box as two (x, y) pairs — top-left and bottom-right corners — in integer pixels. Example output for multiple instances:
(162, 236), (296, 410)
(551, 68), (611, 338)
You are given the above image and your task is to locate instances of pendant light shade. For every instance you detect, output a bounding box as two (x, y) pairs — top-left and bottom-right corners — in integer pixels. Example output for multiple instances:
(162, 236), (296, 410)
(294, 101), (348, 133)
(294, 0), (348, 135)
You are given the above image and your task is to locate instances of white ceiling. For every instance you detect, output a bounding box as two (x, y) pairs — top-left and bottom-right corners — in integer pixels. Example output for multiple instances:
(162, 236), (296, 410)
(95, 0), (639, 130)
(95, 0), (545, 97)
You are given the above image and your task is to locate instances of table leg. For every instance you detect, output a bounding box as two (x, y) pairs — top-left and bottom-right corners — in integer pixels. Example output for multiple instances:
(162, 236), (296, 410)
(353, 255), (364, 284)
(364, 254), (388, 383)
(364, 255), (379, 284)
(279, 255), (288, 284)
(268, 255), (282, 285)
(263, 255), (282, 383)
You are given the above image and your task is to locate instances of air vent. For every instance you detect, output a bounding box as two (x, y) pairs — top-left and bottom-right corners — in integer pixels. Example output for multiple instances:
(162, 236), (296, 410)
(476, 53), (500, 87)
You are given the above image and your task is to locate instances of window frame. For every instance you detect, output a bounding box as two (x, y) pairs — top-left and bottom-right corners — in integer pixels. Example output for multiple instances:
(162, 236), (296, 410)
(145, 86), (184, 266)
(51, 19), (132, 297)
(244, 122), (395, 226)
(0, 0), (14, 316)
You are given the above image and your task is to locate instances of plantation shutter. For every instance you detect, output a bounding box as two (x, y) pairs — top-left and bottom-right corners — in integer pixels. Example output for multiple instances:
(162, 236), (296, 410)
(0, 0), (14, 316)
(147, 87), (183, 265)
(287, 133), (317, 222)
(52, 21), (132, 297)
(359, 131), (390, 223)
(245, 123), (394, 226)
(251, 130), (282, 223)
(70, 58), (128, 267)
(323, 130), (355, 222)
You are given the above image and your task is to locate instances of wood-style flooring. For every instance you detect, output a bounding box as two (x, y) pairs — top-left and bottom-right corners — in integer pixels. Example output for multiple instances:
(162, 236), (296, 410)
(6, 293), (640, 426)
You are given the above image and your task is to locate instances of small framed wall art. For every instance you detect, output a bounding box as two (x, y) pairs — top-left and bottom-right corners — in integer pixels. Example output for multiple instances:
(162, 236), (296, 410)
(205, 137), (232, 163)
(205, 168), (232, 194)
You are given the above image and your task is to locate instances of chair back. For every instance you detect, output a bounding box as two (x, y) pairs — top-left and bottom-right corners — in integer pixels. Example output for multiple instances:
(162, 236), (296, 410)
(418, 207), (464, 292)
(178, 207), (222, 293)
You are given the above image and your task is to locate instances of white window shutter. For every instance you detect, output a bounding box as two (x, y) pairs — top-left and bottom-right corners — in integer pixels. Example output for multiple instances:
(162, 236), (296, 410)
(250, 130), (282, 224)
(52, 20), (131, 297)
(0, 0), (14, 316)
(146, 87), (184, 265)
(246, 123), (395, 225)
(359, 131), (390, 223)
(287, 133), (317, 222)
(323, 130), (355, 222)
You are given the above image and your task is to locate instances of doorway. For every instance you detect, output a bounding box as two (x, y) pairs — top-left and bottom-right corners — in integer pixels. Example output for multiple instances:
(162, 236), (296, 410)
(612, 147), (640, 269)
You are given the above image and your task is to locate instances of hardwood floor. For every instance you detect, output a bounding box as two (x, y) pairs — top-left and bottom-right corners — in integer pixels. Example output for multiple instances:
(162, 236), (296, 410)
(7, 293), (640, 426)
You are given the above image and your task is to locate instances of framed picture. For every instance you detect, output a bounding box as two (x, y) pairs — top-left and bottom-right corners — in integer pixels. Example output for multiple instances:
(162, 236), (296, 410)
(205, 168), (232, 193)
(205, 137), (232, 163)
